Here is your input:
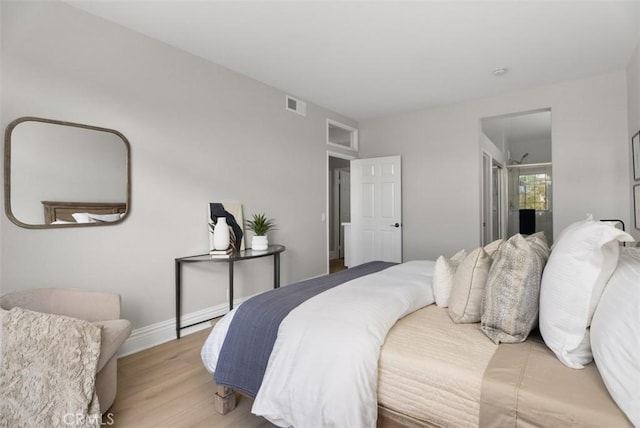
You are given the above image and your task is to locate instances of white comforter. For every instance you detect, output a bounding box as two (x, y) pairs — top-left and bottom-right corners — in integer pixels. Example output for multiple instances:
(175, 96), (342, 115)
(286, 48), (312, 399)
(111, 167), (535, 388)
(202, 260), (435, 428)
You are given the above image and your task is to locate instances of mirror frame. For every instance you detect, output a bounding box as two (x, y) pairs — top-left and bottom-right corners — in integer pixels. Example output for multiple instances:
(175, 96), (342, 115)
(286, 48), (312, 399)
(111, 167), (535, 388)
(4, 116), (131, 229)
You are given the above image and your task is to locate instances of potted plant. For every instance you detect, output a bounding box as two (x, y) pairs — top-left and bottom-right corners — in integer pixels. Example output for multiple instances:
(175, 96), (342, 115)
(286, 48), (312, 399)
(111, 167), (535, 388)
(246, 213), (276, 250)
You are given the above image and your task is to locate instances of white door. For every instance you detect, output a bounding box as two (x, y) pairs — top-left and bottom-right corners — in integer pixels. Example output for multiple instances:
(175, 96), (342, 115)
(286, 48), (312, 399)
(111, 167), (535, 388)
(350, 156), (402, 266)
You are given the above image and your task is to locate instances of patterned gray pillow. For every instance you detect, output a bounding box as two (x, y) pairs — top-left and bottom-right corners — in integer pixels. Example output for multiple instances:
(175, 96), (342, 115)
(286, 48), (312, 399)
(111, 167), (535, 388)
(480, 232), (550, 344)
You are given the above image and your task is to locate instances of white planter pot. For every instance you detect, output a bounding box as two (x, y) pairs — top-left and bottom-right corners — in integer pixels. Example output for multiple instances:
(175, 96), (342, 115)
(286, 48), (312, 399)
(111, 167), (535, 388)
(252, 235), (268, 250)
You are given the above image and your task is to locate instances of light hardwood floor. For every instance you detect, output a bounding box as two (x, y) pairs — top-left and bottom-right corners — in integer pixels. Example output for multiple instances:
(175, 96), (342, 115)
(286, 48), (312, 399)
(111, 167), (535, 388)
(329, 258), (347, 273)
(107, 327), (274, 427)
(107, 322), (412, 428)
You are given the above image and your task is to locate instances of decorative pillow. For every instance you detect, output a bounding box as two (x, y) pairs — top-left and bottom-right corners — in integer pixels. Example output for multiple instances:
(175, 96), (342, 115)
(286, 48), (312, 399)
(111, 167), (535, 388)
(449, 244), (497, 324)
(71, 213), (98, 223)
(483, 239), (504, 257)
(539, 218), (633, 369)
(87, 213), (123, 222)
(591, 248), (640, 426)
(433, 250), (466, 307)
(480, 233), (550, 344)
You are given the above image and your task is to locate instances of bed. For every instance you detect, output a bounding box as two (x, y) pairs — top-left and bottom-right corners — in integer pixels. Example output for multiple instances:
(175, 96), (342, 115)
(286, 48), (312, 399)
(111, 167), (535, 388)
(42, 200), (126, 224)
(200, 218), (638, 427)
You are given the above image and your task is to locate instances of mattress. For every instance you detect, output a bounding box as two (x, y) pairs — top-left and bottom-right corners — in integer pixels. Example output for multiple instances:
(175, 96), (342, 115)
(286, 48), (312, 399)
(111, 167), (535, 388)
(480, 335), (632, 427)
(377, 305), (498, 427)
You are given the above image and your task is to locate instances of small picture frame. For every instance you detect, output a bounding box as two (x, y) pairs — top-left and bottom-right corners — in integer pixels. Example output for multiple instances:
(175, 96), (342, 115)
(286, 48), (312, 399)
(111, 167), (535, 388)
(633, 131), (640, 181)
(209, 202), (245, 252)
(635, 184), (640, 230)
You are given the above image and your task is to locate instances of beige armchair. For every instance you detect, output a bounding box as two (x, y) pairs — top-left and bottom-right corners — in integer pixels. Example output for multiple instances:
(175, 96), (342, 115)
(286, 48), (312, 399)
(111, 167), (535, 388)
(0, 288), (132, 413)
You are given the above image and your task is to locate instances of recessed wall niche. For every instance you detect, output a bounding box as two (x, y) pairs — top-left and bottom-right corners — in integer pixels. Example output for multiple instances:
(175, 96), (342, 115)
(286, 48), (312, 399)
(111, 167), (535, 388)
(327, 119), (358, 152)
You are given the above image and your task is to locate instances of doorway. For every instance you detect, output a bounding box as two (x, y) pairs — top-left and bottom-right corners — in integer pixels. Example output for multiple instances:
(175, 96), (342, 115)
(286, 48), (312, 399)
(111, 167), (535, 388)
(481, 109), (553, 243)
(328, 154), (352, 273)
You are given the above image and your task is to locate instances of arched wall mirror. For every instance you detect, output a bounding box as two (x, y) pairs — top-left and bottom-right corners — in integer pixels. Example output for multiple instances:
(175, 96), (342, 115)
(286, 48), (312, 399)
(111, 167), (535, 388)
(4, 117), (131, 229)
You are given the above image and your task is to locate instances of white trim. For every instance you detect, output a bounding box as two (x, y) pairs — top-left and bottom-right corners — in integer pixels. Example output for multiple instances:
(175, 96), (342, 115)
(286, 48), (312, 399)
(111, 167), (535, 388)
(505, 161), (552, 169)
(118, 293), (259, 357)
(327, 150), (357, 161)
(327, 119), (358, 152)
(481, 151), (491, 245)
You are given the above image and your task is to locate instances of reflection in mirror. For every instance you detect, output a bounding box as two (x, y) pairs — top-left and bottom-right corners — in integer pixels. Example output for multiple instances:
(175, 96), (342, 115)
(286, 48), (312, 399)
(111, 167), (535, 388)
(4, 117), (131, 228)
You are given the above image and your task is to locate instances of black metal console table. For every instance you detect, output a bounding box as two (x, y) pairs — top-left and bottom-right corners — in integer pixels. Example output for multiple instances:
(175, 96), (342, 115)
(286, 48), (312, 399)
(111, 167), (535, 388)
(174, 244), (285, 339)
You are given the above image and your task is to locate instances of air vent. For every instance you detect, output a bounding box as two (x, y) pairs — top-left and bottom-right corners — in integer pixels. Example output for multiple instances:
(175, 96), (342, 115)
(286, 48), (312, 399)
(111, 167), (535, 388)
(286, 95), (307, 117)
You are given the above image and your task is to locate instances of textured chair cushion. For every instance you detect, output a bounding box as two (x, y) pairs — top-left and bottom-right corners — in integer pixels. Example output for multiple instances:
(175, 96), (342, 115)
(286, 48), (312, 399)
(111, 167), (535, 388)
(93, 319), (133, 371)
(0, 288), (130, 414)
(480, 233), (550, 344)
(0, 308), (6, 352)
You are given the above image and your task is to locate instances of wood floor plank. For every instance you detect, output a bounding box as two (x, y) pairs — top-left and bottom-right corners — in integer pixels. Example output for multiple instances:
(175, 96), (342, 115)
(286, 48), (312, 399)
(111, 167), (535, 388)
(107, 321), (411, 427)
(107, 327), (275, 427)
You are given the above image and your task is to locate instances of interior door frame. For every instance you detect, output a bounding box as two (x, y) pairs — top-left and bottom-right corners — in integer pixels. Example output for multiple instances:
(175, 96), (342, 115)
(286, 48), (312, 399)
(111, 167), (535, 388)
(326, 150), (358, 274)
(481, 150), (507, 245)
(335, 167), (350, 259)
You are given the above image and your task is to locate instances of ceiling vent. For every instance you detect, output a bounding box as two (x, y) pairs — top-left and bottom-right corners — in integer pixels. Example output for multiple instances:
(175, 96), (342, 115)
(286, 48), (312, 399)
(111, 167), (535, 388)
(286, 95), (307, 117)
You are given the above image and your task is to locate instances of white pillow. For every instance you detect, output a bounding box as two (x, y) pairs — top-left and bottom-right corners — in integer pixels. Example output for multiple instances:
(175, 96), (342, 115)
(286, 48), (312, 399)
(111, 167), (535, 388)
(591, 248), (640, 426)
(71, 213), (97, 223)
(87, 213), (123, 222)
(433, 250), (466, 307)
(449, 247), (492, 323)
(72, 212), (122, 223)
(448, 240), (503, 323)
(539, 218), (633, 369)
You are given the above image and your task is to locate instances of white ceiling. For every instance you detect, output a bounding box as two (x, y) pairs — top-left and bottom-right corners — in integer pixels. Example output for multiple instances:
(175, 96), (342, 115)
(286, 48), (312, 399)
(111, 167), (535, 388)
(65, 1), (640, 121)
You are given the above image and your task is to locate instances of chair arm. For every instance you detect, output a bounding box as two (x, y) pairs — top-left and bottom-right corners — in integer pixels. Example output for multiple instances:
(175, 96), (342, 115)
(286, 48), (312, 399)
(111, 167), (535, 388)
(0, 288), (122, 322)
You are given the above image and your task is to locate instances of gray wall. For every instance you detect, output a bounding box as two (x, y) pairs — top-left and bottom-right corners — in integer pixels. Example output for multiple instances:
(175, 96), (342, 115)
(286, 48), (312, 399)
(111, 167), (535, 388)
(1, 1), (637, 351)
(0, 1), (357, 339)
(508, 137), (552, 165)
(360, 71), (630, 261)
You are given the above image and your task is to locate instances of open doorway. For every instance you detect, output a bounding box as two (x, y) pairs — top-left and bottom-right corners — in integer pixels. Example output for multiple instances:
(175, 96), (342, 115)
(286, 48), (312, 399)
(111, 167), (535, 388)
(481, 109), (553, 244)
(328, 154), (352, 273)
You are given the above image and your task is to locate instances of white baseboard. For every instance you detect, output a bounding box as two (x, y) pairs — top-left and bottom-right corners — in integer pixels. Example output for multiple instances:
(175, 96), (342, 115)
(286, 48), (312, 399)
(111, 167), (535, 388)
(118, 294), (256, 357)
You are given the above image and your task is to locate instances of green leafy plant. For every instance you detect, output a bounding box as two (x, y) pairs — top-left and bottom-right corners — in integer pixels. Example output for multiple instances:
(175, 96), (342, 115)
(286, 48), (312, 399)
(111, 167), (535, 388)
(245, 213), (276, 236)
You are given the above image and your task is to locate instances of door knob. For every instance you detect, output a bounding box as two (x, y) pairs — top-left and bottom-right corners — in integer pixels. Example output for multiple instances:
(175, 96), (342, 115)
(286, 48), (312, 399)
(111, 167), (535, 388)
(390, 223), (400, 228)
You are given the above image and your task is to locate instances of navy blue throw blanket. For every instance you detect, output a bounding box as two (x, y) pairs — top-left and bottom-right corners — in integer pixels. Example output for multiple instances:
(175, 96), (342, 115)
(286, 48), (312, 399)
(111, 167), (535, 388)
(214, 261), (396, 397)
